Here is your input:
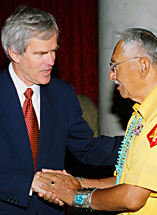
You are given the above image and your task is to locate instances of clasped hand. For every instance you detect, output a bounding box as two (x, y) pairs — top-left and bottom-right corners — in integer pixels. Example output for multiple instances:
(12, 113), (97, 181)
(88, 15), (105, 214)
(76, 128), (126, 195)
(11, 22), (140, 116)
(32, 169), (81, 206)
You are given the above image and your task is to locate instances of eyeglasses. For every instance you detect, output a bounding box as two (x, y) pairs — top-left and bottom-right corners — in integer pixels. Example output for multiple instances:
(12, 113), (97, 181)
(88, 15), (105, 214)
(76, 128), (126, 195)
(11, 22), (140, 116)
(109, 57), (141, 73)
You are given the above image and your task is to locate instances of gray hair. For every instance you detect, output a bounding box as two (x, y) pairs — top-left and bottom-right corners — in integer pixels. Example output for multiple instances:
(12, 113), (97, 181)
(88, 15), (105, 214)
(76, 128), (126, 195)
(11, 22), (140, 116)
(118, 28), (157, 65)
(1, 6), (59, 60)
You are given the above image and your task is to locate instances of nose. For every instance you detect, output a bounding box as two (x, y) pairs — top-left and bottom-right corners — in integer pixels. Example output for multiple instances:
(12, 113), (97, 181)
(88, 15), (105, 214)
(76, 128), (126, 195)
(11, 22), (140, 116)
(109, 69), (116, 82)
(45, 52), (56, 66)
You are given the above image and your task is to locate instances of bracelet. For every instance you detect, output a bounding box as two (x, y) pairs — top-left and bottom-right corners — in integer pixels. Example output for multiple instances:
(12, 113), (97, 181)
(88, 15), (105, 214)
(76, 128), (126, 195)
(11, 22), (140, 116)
(72, 188), (97, 210)
(76, 176), (84, 181)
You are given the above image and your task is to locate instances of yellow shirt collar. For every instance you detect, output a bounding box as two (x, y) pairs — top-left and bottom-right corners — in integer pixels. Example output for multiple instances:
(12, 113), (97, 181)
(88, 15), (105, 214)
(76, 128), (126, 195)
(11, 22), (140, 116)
(132, 85), (157, 122)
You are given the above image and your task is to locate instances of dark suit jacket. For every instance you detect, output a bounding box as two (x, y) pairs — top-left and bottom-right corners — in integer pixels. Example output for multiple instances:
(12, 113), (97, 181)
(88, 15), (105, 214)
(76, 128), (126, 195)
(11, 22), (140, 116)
(0, 67), (122, 215)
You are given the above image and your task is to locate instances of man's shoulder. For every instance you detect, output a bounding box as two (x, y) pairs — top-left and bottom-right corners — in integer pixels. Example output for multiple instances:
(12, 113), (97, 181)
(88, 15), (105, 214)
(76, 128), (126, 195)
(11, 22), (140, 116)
(0, 67), (9, 76)
(40, 78), (78, 108)
(41, 77), (76, 102)
(50, 77), (71, 86)
(0, 66), (11, 84)
(46, 77), (74, 93)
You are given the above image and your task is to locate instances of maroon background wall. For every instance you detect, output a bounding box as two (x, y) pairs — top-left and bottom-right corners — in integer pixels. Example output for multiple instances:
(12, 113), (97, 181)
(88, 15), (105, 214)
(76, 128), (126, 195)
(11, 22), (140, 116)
(0, 0), (98, 106)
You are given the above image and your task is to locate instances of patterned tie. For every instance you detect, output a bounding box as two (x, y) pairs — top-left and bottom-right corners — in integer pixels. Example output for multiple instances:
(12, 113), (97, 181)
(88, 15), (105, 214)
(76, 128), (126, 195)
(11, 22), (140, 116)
(23, 88), (39, 172)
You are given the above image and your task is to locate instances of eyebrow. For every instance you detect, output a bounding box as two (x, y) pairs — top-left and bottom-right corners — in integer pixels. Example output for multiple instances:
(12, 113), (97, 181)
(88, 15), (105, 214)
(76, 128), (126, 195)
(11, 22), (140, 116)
(34, 44), (59, 54)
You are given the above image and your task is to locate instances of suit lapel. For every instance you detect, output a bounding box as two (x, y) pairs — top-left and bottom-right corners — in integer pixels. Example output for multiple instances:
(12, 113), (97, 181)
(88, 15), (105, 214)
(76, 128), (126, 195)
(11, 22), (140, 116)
(0, 69), (34, 171)
(37, 85), (58, 168)
(0, 68), (58, 171)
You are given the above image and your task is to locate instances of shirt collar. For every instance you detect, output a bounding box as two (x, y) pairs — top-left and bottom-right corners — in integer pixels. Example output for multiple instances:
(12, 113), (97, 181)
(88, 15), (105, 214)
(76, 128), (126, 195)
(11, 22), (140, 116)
(9, 62), (40, 99)
(133, 85), (157, 122)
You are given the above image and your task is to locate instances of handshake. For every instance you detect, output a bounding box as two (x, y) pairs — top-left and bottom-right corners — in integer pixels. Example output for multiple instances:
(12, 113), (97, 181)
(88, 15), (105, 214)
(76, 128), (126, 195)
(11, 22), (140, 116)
(31, 169), (82, 206)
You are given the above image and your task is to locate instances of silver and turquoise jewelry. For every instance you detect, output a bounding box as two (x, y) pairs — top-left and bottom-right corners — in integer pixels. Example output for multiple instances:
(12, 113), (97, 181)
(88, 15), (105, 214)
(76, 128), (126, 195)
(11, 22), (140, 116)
(115, 113), (143, 185)
(73, 188), (97, 210)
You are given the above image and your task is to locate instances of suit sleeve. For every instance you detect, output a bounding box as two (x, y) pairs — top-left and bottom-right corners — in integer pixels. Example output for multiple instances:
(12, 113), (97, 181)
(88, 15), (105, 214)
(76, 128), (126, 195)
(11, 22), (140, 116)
(0, 104), (35, 208)
(67, 85), (123, 166)
(0, 162), (34, 207)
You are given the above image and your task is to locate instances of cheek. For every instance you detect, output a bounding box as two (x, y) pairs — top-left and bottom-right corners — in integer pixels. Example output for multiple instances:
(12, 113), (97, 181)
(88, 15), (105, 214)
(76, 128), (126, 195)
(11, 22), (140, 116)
(118, 70), (135, 85)
(28, 58), (43, 70)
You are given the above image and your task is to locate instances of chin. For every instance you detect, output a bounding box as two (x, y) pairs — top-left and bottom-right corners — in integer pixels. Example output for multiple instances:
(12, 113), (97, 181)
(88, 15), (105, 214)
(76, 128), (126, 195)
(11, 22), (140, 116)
(119, 92), (129, 99)
(40, 78), (51, 85)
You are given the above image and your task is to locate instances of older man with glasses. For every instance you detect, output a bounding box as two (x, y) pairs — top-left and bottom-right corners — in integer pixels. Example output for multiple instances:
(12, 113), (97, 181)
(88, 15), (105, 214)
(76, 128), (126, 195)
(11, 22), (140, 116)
(34, 27), (157, 215)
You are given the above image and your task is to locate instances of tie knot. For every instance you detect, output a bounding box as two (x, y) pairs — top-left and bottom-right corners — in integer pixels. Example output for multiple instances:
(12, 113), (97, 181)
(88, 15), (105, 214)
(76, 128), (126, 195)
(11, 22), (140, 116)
(24, 88), (34, 99)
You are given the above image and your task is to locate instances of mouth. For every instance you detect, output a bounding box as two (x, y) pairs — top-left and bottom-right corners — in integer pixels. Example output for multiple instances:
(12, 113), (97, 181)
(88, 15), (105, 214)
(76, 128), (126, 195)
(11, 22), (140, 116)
(41, 68), (52, 75)
(115, 80), (122, 89)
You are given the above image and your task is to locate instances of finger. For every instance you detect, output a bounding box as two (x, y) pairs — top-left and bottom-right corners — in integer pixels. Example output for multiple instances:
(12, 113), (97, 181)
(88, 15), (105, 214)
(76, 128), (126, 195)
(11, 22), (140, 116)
(38, 192), (44, 197)
(36, 171), (41, 175)
(54, 197), (60, 204)
(42, 169), (54, 173)
(59, 200), (65, 206)
(39, 183), (53, 192)
(39, 172), (58, 180)
(43, 191), (53, 201)
(48, 193), (57, 203)
(38, 172), (63, 186)
(62, 169), (71, 176)
(62, 169), (67, 174)
(36, 173), (54, 185)
(42, 169), (64, 174)
(35, 185), (47, 194)
(45, 193), (58, 203)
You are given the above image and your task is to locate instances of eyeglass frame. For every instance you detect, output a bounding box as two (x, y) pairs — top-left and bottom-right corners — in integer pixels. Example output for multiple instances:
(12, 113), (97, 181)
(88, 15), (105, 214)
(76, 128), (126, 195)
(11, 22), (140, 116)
(109, 57), (141, 73)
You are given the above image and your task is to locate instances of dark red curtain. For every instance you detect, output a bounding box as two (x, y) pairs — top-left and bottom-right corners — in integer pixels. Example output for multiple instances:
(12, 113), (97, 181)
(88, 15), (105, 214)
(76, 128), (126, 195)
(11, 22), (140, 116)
(0, 0), (98, 106)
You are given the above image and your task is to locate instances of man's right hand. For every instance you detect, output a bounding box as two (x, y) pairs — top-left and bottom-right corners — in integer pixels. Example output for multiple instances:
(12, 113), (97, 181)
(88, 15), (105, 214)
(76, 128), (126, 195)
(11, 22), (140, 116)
(35, 171), (82, 206)
(32, 170), (65, 206)
(31, 172), (47, 194)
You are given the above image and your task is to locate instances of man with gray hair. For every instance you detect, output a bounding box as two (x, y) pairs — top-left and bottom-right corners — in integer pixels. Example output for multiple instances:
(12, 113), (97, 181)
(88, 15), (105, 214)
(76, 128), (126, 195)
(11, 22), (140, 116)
(35, 28), (157, 215)
(0, 5), (122, 215)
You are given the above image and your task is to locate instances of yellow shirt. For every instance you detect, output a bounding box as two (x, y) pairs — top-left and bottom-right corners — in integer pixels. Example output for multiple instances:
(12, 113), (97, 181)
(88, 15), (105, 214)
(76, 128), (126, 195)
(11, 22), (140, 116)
(118, 85), (157, 215)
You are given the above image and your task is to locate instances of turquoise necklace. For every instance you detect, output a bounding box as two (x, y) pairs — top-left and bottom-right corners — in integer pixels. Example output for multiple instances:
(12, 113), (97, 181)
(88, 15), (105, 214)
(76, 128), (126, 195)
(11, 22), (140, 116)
(115, 113), (143, 185)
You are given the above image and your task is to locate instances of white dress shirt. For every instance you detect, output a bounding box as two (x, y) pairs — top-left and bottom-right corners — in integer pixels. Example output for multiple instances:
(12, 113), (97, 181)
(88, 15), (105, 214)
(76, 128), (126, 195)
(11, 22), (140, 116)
(9, 63), (40, 128)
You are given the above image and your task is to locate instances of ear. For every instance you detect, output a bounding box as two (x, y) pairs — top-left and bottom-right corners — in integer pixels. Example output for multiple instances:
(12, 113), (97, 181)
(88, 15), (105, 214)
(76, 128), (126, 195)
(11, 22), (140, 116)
(139, 57), (150, 79)
(8, 47), (20, 63)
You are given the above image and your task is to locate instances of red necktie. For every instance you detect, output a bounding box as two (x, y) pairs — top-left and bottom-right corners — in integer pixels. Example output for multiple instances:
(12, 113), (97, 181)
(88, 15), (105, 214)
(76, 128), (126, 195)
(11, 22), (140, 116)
(22, 88), (39, 172)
